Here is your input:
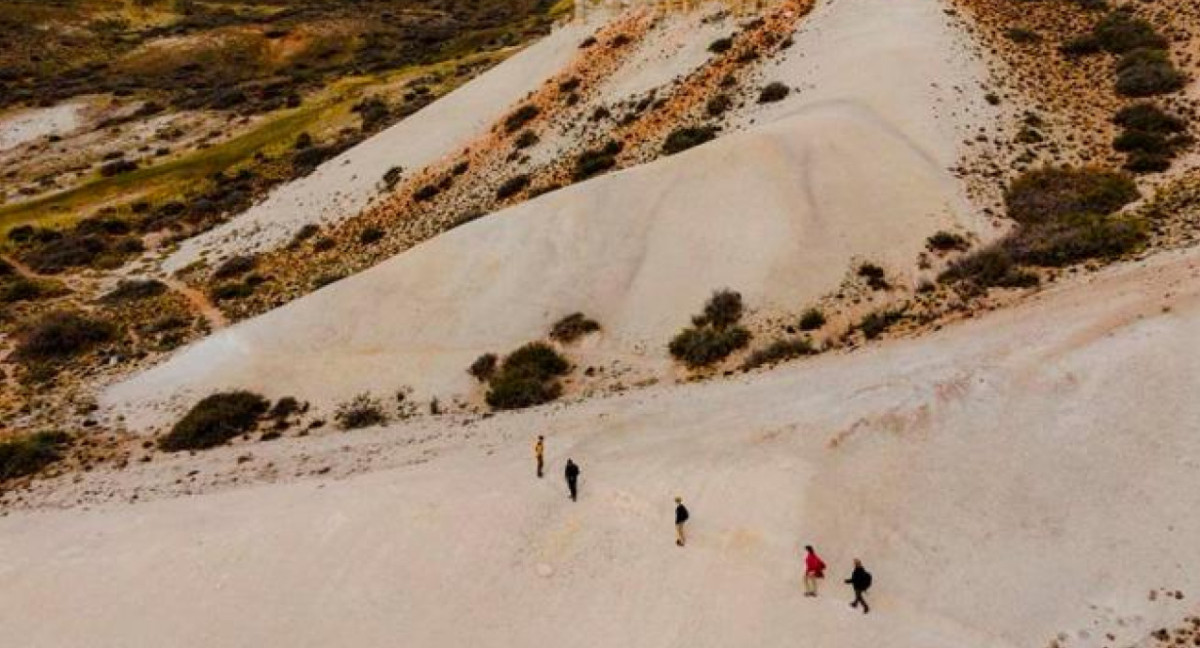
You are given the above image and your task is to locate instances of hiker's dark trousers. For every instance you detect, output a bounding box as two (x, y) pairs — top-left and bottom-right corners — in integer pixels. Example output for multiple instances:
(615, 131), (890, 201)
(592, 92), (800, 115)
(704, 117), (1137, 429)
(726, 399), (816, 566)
(536, 456), (543, 478)
(851, 590), (869, 614)
(567, 477), (578, 501)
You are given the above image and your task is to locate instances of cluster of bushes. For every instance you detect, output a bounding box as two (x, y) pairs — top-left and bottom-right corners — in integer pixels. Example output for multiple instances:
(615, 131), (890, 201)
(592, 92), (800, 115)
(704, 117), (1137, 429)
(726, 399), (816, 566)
(13, 310), (118, 364)
(940, 167), (1144, 290)
(669, 290), (752, 369)
(1070, 10), (1186, 98)
(209, 274), (265, 302)
(100, 278), (167, 303)
(574, 140), (623, 181)
(741, 337), (815, 371)
(159, 391), (270, 451)
(857, 263), (889, 291)
(8, 216), (144, 274)
(504, 104), (540, 133)
(0, 431), (71, 482)
(856, 307), (907, 341)
(211, 255), (256, 280)
(662, 126), (718, 155)
(335, 393), (389, 430)
(926, 231), (971, 253)
(549, 313), (600, 343)
(496, 174), (531, 200)
(1113, 103), (1192, 173)
(472, 342), (571, 410)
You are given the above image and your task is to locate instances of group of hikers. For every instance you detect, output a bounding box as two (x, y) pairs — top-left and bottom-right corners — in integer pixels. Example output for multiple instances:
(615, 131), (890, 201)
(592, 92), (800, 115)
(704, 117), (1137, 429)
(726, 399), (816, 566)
(533, 435), (874, 614)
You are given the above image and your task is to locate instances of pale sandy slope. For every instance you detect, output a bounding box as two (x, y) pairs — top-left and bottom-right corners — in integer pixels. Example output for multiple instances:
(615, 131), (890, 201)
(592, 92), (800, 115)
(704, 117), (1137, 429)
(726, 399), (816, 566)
(161, 23), (590, 273)
(6, 247), (1200, 648)
(106, 0), (992, 422)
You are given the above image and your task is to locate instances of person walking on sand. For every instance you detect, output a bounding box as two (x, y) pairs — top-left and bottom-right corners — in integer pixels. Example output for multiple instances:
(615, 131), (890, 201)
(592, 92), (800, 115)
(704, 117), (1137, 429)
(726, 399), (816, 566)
(534, 435), (545, 478)
(564, 459), (580, 501)
(803, 545), (826, 597)
(674, 497), (689, 547)
(845, 559), (873, 614)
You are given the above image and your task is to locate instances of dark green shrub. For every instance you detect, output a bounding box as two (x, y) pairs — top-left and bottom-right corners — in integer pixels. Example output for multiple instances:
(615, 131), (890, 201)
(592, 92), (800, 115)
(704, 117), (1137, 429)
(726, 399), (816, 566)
(857, 308), (906, 340)
(939, 245), (1040, 289)
(1115, 49), (1185, 97)
(159, 391), (269, 451)
(468, 353), (498, 382)
(1060, 35), (1102, 57)
(1113, 129), (1168, 154)
(549, 313), (601, 343)
(1114, 103), (1185, 133)
(101, 278), (166, 302)
(413, 184), (440, 201)
(1124, 151), (1172, 173)
(857, 263), (889, 290)
(485, 342), (571, 410)
(269, 396), (301, 419)
(212, 255), (256, 279)
(504, 104), (540, 133)
(663, 126), (718, 155)
(21, 234), (108, 273)
(15, 311), (117, 362)
(0, 431), (71, 481)
(1093, 11), (1167, 54)
(496, 175), (531, 199)
(99, 158), (138, 177)
(1004, 28), (1042, 44)
(1005, 166), (1139, 225)
(210, 281), (254, 301)
(1006, 213), (1146, 266)
(359, 227), (385, 245)
(927, 231), (970, 252)
(706, 94), (732, 117)
(741, 338), (815, 370)
(692, 289), (744, 328)
(335, 393), (388, 430)
(669, 325), (751, 368)
(798, 308), (826, 331)
(758, 82), (790, 103)
(559, 77), (581, 92)
(708, 37), (733, 53)
(514, 130), (539, 149)
(574, 140), (623, 181)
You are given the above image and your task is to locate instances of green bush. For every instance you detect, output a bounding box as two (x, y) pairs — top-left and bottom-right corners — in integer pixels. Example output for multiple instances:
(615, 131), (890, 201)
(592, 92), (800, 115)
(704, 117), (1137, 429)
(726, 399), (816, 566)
(758, 82), (790, 103)
(485, 342), (571, 410)
(2, 277), (66, 304)
(662, 126), (718, 155)
(798, 308), (826, 331)
(212, 255), (256, 279)
(101, 278), (166, 302)
(514, 130), (539, 150)
(574, 140), (623, 181)
(741, 338), (815, 370)
(335, 393), (389, 430)
(939, 245), (1040, 289)
(708, 37), (733, 54)
(1005, 166), (1139, 225)
(15, 311), (117, 362)
(1115, 49), (1185, 98)
(549, 313), (601, 343)
(1060, 35), (1102, 57)
(857, 263), (889, 290)
(468, 353), (498, 382)
(210, 281), (255, 301)
(669, 325), (751, 369)
(692, 289), (744, 328)
(706, 94), (732, 117)
(1005, 213), (1146, 266)
(0, 431), (71, 481)
(1093, 11), (1167, 54)
(857, 308), (906, 340)
(359, 227), (385, 245)
(926, 231), (970, 252)
(496, 174), (531, 199)
(1114, 103), (1185, 133)
(159, 391), (269, 451)
(504, 104), (540, 133)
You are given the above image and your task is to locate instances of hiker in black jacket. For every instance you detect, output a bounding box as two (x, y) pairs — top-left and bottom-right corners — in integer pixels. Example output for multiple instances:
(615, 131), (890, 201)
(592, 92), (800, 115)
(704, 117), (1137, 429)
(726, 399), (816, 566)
(564, 459), (580, 501)
(845, 559), (872, 614)
(674, 497), (689, 547)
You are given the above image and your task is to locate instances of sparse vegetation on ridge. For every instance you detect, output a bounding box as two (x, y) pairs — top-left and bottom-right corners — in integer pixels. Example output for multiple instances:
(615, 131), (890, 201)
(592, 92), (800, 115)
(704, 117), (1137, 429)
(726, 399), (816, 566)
(485, 342), (571, 410)
(159, 391), (270, 451)
(670, 290), (752, 369)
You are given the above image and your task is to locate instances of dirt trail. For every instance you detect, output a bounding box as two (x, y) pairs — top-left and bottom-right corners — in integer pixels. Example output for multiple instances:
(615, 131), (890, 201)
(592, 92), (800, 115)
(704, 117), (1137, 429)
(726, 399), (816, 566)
(161, 276), (228, 331)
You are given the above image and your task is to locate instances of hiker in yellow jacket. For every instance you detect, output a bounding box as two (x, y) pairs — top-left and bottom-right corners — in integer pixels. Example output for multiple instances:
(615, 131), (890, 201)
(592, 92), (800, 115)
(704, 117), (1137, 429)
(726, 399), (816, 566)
(534, 435), (545, 478)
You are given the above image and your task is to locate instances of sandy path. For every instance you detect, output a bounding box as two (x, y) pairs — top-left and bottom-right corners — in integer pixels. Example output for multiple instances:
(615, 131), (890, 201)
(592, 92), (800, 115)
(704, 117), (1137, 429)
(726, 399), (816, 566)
(4, 247), (1200, 648)
(160, 276), (228, 331)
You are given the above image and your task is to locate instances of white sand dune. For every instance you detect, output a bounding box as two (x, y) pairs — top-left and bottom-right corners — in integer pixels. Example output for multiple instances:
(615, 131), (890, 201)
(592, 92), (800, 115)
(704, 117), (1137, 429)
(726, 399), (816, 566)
(8, 247), (1200, 648)
(0, 100), (87, 152)
(107, 0), (993, 421)
(162, 23), (590, 272)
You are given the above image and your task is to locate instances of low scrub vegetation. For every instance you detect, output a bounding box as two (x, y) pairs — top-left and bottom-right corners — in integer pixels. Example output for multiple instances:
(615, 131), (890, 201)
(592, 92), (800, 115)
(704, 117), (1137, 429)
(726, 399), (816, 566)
(335, 393), (389, 430)
(496, 174), (531, 200)
(662, 126), (718, 155)
(159, 391), (270, 451)
(485, 342), (571, 410)
(857, 263), (889, 291)
(741, 338), (815, 371)
(670, 290), (752, 369)
(0, 431), (71, 482)
(504, 104), (541, 133)
(1113, 103), (1191, 174)
(1115, 48), (1186, 98)
(798, 308), (826, 331)
(549, 313), (601, 343)
(926, 231), (970, 252)
(856, 308), (906, 340)
(14, 310), (117, 363)
(574, 140), (623, 181)
(212, 255), (256, 280)
(758, 82), (790, 103)
(941, 166), (1145, 290)
(468, 352), (499, 382)
(100, 278), (167, 303)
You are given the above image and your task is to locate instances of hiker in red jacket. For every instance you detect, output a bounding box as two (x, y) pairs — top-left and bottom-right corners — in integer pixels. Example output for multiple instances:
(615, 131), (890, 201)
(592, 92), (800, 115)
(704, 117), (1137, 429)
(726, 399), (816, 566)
(803, 545), (826, 597)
